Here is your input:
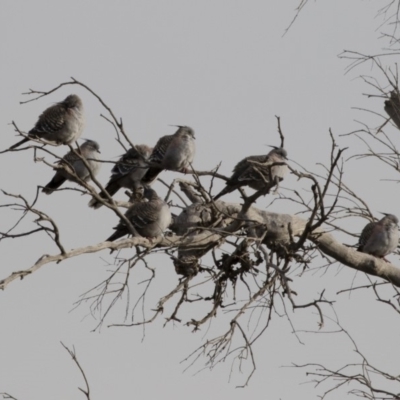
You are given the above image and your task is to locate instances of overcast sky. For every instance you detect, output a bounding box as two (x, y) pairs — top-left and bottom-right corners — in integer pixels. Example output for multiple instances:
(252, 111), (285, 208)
(1, 1), (399, 399)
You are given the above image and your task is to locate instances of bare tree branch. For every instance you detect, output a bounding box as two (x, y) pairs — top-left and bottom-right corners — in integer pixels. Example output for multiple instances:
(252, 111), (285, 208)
(61, 342), (92, 400)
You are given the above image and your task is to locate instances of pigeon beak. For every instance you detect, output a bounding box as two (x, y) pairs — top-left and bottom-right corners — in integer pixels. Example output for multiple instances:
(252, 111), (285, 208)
(97, 150), (101, 154)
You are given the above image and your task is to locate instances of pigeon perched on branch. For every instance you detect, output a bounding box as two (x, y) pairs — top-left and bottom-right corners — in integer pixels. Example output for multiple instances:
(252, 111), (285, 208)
(142, 126), (196, 184)
(357, 213), (399, 259)
(42, 139), (101, 194)
(106, 187), (171, 241)
(213, 147), (288, 200)
(88, 144), (152, 209)
(384, 91), (400, 131)
(10, 94), (85, 150)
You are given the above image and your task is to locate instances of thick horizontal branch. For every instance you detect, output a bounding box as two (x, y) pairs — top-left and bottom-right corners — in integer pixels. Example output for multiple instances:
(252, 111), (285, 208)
(1, 206), (400, 291)
(309, 229), (400, 286)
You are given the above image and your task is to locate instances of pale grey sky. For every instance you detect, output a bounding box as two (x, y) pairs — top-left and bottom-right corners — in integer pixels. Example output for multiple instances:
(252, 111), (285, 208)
(1, 1), (399, 399)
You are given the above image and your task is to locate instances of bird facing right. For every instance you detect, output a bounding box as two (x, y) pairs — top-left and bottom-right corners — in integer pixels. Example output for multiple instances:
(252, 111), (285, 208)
(88, 144), (152, 209)
(10, 94), (85, 150)
(357, 214), (399, 259)
(106, 187), (172, 242)
(42, 139), (101, 194)
(142, 126), (196, 184)
(213, 147), (288, 200)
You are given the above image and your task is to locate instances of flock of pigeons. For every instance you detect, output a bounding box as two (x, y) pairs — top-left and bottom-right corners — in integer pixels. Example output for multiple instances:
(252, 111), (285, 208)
(5, 93), (400, 261)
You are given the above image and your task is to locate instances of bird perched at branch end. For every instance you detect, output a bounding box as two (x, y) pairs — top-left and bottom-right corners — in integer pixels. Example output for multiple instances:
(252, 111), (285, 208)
(357, 213), (399, 260)
(10, 94), (85, 150)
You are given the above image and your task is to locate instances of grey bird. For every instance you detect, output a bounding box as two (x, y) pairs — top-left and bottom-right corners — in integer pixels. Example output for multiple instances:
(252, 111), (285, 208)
(357, 214), (399, 259)
(384, 91), (400, 131)
(213, 147), (288, 200)
(142, 126), (196, 184)
(10, 94), (85, 150)
(42, 140), (101, 194)
(106, 187), (172, 241)
(88, 144), (152, 209)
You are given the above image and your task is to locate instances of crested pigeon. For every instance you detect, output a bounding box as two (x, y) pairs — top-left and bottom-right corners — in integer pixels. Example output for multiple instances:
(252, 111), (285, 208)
(142, 126), (195, 184)
(357, 214), (399, 259)
(42, 140), (101, 194)
(10, 94), (85, 150)
(213, 147), (288, 200)
(384, 91), (400, 131)
(88, 144), (152, 209)
(106, 187), (172, 241)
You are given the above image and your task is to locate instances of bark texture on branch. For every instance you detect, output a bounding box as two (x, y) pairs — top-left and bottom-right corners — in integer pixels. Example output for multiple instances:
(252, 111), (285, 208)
(1, 201), (400, 290)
